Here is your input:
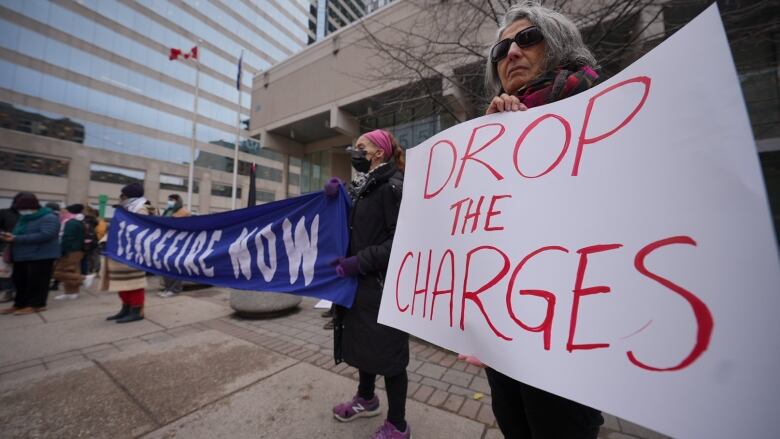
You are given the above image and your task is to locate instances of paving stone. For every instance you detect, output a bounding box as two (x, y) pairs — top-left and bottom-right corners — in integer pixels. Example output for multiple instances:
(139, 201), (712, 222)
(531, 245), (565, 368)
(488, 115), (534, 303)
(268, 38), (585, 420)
(407, 371), (422, 382)
(476, 403), (495, 425)
(469, 376), (491, 395)
(421, 377), (449, 391)
(428, 389), (448, 407)
(484, 428), (504, 439)
(417, 363), (445, 379)
(412, 384), (434, 402)
(427, 351), (445, 363)
(464, 364), (482, 375)
(441, 369), (473, 387)
(407, 357), (423, 372)
(407, 381), (421, 397)
(443, 394), (465, 413)
(458, 398), (481, 420)
(437, 353), (457, 368)
(450, 360), (468, 371)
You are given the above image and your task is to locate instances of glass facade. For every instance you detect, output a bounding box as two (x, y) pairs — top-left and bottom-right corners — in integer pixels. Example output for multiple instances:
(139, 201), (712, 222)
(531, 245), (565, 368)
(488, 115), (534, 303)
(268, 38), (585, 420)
(0, 0), (310, 199)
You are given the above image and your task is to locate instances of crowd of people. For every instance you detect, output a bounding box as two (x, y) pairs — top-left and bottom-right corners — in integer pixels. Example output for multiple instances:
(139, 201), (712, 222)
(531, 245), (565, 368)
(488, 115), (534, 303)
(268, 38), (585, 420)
(0, 2), (610, 437)
(0, 185), (189, 322)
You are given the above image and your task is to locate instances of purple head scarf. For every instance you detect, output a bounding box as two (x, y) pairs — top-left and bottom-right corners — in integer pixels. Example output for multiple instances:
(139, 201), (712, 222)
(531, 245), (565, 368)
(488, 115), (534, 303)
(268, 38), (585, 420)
(363, 129), (393, 160)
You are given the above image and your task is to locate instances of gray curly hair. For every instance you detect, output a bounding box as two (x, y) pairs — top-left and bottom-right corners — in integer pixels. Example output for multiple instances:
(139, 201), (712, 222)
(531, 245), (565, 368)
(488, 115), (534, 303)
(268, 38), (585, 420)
(485, 1), (597, 97)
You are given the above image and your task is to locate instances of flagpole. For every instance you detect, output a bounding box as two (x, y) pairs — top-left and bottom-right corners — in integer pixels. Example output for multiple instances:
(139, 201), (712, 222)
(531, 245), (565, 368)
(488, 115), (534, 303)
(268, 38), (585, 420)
(231, 50), (244, 210)
(187, 46), (200, 213)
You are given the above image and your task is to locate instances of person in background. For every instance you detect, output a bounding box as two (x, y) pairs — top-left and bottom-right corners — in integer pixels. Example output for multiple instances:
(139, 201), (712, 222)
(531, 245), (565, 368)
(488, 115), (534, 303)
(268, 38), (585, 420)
(101, 182), (154, 323)
(44, 202), (62, 292)
(326, 129), (411, 439)
(0, 193), (59, 315)
(81, 206), (103, 287)
(53, 204), (85, 300)
(158, 193), (190, 298)
(459, 2), (605, 439)
(0, 193), (21, 303)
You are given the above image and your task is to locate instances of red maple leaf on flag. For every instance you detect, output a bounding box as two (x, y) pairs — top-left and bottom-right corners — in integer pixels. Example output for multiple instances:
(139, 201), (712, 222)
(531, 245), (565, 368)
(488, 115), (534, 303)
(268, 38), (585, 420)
(169, 46), (198, 61)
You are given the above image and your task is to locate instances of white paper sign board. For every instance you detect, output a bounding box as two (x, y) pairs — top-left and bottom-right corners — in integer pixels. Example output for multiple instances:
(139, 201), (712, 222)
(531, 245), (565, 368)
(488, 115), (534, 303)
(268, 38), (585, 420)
(378, 5), (780, 438)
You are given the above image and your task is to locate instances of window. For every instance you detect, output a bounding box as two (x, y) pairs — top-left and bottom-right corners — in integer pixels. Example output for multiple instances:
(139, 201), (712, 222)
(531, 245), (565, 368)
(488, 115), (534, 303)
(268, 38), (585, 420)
(89, 163), (145, 185)
(211, 183), (240, 198)
(159, 174), (199, 193)
(0, 149), (69, 177)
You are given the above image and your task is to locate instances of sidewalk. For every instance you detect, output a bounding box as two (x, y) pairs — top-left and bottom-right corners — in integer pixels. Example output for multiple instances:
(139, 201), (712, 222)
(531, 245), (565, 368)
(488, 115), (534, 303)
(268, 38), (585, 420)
(0, 280), (668, 438)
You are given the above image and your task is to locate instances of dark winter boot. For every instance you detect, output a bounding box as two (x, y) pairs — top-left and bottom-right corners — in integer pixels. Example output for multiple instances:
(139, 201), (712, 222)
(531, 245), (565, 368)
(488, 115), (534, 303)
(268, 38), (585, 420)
(115, 306), (143, 323)
(106, 304), (130, 321)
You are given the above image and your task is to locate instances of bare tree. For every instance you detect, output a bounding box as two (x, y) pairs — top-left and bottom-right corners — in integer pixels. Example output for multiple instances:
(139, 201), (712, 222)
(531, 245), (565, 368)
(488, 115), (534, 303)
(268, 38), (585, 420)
(352, 0), (779, 136)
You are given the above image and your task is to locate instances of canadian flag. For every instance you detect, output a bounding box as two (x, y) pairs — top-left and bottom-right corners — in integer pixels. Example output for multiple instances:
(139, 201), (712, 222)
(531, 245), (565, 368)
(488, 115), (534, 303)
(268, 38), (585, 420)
(169, 46), (198, 61)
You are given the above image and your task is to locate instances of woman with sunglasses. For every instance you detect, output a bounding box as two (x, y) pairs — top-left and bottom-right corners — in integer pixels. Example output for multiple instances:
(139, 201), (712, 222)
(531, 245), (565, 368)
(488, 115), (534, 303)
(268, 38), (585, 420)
(460, 2), (605, 439)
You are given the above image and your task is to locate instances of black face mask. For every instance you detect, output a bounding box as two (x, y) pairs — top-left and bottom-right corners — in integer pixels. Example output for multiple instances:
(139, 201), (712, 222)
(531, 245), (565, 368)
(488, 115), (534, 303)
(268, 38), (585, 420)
(351, 149), (371, 173)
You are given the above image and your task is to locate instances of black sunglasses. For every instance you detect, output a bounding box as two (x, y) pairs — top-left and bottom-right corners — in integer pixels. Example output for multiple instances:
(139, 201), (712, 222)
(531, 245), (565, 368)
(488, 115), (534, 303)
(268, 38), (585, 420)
(490, 26), (544, 63)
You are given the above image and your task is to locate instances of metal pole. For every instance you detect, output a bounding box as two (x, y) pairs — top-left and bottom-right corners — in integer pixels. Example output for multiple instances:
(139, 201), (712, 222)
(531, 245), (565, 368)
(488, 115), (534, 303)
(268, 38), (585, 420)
(231, 50), (243, 210)
(187, 49), (200, 212)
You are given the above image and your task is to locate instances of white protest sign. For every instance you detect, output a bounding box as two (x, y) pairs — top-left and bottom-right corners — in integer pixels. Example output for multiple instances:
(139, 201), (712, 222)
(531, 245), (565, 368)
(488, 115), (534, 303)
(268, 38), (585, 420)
(378, 5), (780, 438)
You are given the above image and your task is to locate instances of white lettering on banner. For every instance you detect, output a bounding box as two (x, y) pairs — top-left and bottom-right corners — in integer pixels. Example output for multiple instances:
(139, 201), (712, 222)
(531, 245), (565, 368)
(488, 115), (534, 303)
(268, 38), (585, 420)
(124, 224), (138, 260)
(198, 230), (221, 277)
(173, 232), (194, 274)
(283, 215), (319, 286)
(164, 231), (187, 271)
(229, 227), (258, 280)
(255, 223), (277, 281)
(183, 231), (208, 276)
(117, 221), (126, 256)
(153, 230), (176, 269)
(142, 228), (161, 267)
(133, 228), (149, 266)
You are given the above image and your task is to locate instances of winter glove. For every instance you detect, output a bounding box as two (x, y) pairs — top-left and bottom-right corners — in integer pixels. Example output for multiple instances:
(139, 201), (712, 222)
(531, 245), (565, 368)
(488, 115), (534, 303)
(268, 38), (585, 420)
(332, 256), (362, 278)
(323, 177), (342, 198)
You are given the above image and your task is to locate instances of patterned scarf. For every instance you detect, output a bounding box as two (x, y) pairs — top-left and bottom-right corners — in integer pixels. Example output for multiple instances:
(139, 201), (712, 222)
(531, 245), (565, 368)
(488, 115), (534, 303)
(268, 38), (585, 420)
(514, 65), (600, 109)
(348, 162), (388, 202)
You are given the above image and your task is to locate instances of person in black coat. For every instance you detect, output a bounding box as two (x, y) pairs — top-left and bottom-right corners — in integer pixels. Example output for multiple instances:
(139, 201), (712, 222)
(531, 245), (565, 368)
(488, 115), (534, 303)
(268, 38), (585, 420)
(327, 129), (411, 439)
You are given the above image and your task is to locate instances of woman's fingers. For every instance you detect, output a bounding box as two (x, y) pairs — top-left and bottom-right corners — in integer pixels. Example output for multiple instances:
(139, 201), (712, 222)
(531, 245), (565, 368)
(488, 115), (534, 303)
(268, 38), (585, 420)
(486, 94), (527, 114)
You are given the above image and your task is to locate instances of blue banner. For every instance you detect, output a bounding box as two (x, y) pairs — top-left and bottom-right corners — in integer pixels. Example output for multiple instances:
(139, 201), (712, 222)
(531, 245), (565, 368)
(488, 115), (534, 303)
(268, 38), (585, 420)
(105, 188), (357, 307)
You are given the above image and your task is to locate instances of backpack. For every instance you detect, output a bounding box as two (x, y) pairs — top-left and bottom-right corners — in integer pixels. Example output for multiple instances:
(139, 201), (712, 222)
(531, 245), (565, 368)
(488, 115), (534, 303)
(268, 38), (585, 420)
(82, 216), (98, 251)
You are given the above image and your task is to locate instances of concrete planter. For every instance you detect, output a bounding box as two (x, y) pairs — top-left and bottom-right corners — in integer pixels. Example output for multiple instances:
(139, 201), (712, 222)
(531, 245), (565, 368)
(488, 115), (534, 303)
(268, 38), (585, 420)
(229, 289), (302, 318)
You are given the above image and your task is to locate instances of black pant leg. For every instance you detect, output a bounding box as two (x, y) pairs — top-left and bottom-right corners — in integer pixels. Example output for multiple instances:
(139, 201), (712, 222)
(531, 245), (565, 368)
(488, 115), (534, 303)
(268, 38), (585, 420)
(486, 367), (532, 439)
(358, 369), (376, 399)
(520, 381), (603, 439)
(384, 371), (408, 430)
(28, 259), (54, 308)
(11, 260), (30, 308)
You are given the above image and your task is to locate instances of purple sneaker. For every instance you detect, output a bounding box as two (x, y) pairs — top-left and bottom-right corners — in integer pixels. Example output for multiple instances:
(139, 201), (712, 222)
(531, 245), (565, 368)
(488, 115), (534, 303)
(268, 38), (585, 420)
(371, 420), (412, 439)
(332, 394), (381, 422)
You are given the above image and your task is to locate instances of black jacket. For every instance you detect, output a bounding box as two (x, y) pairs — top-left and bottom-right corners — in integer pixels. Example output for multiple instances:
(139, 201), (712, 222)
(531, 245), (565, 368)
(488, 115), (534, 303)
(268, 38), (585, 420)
(336, 162), (409, 376)
(0, 208), (19, 252)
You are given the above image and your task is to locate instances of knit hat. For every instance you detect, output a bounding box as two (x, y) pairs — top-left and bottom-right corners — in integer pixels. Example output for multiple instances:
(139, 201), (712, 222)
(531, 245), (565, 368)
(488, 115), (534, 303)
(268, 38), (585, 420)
(13, 192), (40, 210)
(44, 202), (61, 211)
(66, 203), (84, 214)
(121, 182), (144, 198)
